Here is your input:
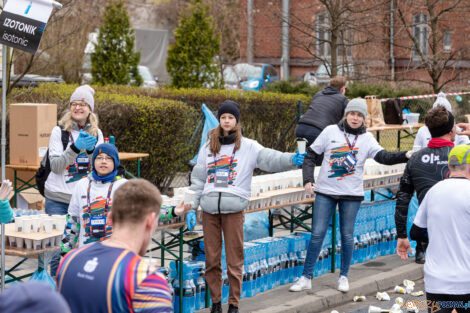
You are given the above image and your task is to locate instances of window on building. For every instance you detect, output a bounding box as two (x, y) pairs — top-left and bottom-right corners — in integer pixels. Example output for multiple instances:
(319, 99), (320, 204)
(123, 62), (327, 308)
(412, 13), (428, 59)
(443, 30), (451, 52)
(316, 13), (330, 58)
(316, 13), (352, 60)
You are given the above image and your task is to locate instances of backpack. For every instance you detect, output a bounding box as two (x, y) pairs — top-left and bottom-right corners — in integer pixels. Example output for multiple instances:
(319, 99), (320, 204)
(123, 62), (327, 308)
(36, 126), (70, 197)
(384, 98), (404, 124)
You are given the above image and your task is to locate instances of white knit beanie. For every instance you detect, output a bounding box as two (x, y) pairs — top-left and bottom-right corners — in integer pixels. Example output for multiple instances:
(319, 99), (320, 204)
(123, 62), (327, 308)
(432, 92), (452, 113)
(70, 85), (95, 111)
(344, 98), (367, 118)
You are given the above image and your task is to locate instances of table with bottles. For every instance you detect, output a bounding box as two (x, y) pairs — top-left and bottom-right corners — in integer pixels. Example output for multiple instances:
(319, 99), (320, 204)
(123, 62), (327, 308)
(153, 160), (409, 312)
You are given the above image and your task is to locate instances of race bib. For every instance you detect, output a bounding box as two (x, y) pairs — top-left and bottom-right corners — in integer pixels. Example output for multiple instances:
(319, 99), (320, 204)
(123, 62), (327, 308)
(214, 168), (230, 188)
(89, 215), (106, 238)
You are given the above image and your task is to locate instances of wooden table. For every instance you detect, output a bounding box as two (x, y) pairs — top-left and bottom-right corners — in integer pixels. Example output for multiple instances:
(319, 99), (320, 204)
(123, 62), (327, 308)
(1, 223), (61, 283)
(6, 164), (40, 208)
(6, 152), (150, 207)
(367, 123), (424, 150)
(118, 152), (150, 178)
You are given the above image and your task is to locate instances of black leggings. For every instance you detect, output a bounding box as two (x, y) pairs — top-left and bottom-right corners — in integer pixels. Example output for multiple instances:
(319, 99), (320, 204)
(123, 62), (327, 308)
(426, 292), (470, 313)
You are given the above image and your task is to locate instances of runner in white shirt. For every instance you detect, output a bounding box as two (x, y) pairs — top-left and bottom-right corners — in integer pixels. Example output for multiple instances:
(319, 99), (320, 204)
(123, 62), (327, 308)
(411, 145), (470, 312)
(414, 92), (469, 149)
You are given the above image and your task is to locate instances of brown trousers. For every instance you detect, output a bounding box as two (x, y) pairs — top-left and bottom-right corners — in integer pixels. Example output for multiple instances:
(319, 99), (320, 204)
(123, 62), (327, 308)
(203, 211), (244, 307)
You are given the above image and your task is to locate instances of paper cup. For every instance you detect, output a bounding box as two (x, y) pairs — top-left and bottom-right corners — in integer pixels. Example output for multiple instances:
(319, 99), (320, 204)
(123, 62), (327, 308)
(15, 237), (24, 249)
(31, 218), (41, 233)
(42, 238), (51, 249)
(8, 236), (16, 247)
(183, 190), (195, 207)
(23, 219), (32, 233)
(51, 216), (63, 230)
(56, 219), (66, 232)
(33, 240), (42, 250)
(395, 297), (404, 305)
(43, 219), (53, 233)
(14, 218), (24, 232)
(55, 235), (62, 247)
(297, 139), (307, 154)
(24, 239), (33, 250)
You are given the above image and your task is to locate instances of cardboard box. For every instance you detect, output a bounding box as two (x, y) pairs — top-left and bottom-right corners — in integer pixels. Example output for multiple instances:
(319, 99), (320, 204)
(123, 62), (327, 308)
(10, 103), (57, 165)
(16, 189), (45, 211)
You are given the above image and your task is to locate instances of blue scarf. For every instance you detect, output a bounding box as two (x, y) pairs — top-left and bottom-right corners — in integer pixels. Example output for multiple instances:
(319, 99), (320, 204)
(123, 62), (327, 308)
(92, 169), (117, 182)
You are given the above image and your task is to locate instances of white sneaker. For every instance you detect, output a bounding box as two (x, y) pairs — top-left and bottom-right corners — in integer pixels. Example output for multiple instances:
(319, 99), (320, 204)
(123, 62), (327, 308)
(289, 276), (312, 292)
(337, 275), (349, 292)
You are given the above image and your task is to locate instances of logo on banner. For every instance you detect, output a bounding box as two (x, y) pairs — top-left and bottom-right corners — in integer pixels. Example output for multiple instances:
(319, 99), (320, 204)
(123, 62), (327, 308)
(25, 1), (32, 15)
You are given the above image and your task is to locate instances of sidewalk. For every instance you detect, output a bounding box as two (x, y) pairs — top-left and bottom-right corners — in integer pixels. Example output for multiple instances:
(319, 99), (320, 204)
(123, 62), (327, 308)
(197, 255), (424, 313)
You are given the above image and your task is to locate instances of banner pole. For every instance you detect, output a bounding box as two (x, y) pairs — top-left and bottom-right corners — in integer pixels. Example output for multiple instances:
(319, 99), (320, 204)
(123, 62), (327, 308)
(1, 0), (7, 292)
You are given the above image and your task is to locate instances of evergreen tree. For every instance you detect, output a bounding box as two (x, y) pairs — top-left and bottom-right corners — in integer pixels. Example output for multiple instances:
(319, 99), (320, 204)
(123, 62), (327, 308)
(91, 0), (142, 86)
(166, 0), (221, 88)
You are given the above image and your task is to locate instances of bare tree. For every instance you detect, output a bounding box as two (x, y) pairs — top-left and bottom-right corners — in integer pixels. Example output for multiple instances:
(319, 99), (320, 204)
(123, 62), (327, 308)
(12, 0), (106, 87)
(394, 0), (470, 92)
(265, 0), (387, 78)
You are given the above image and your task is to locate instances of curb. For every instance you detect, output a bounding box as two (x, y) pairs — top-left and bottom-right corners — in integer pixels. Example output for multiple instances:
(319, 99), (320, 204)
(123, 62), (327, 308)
(251, 262), (424, 313)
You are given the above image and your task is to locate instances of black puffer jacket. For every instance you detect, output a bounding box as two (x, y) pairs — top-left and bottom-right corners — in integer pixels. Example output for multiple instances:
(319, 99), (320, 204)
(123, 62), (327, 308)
(298, 86), (349, 130)
(394, 146), (452, 238)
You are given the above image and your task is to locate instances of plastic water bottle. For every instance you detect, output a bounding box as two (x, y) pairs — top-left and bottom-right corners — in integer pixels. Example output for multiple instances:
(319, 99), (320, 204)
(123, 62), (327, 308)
(259, 258), (268, 292)
(245, 264), (254, 298)
(182, 277), (195, 313)
(195, 272), (205, 310)
(222, 271), (229, 303)
(390, 228), (398, 254)
(352, 237), (359, 264)
(370, 231), (378, 259)
(365, 233), (372, 261)
(335, 242), (341, 269)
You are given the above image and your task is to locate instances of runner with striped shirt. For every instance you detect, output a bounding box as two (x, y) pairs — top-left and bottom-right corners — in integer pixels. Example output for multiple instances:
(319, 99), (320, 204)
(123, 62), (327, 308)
(57, 179), (177, 313)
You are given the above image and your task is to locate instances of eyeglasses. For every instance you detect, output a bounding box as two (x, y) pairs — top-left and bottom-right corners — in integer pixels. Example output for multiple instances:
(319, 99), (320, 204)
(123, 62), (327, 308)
(70, 101), (88, 108)
(95, 156), (113, 162)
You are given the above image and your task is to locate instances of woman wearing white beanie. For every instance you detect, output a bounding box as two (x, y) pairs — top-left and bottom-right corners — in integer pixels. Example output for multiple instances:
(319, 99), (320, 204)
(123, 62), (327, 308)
(414, 92), (469, 149)
(44, 85), (104, 276)
(291, 98), (412, 293)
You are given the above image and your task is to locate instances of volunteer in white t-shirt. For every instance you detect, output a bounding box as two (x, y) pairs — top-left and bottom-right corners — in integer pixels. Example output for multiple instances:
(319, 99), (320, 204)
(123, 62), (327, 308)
(411, 144), (470, 311)
(291, 98), (411, 293)
(414, 92), (469, 149)
(44, 85), (104, 276)
(61, 143), (127, 254)
(190, 100), (305, 313)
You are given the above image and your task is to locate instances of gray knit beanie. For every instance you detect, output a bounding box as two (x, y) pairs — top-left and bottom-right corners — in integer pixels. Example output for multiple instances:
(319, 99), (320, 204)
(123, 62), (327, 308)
(344, 98), (367, 118)
(70, 85), (95, 111)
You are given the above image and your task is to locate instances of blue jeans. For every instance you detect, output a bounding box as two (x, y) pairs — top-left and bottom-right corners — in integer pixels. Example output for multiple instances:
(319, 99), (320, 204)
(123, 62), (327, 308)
(302, 193), (361, 278)
(45, 198), (69, 277)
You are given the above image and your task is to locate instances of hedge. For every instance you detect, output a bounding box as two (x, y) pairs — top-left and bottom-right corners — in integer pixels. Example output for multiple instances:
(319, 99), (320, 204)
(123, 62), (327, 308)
(9, 84), (199, 187)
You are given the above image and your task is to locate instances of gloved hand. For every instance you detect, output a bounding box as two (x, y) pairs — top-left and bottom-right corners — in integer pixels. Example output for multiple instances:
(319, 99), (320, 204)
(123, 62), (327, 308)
(0, 180), (13, 224)
(84, 135), (97, 151)
(0, 179), (12, 201)
(73, 130), (92, 151)
(292, 150), (307, 166)
(186, 211), (196, 231)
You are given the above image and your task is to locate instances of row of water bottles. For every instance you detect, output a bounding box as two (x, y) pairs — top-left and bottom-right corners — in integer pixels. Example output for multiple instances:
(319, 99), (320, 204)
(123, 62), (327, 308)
(170, 261), (209, 313)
